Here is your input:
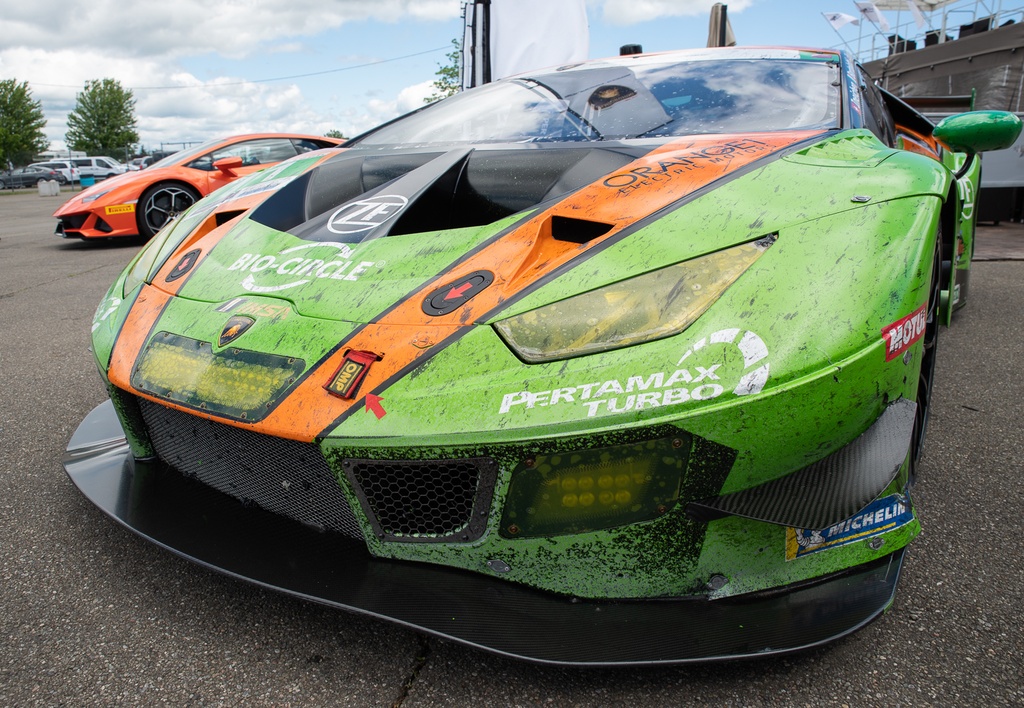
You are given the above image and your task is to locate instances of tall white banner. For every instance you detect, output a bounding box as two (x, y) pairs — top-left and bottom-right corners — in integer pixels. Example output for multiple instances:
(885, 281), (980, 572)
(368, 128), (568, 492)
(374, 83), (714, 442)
(463, 0), (589, 89)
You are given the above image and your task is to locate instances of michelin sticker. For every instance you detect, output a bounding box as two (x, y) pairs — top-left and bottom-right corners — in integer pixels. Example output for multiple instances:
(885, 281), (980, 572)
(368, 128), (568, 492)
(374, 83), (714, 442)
(499, 328), (770, 417)
(228, 242), (378, 294)
(785, 494), (913, 561)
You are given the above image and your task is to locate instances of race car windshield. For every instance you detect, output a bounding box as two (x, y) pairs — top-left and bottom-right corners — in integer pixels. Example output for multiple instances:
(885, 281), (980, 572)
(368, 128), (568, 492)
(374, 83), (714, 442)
(354, 58), (840, 146)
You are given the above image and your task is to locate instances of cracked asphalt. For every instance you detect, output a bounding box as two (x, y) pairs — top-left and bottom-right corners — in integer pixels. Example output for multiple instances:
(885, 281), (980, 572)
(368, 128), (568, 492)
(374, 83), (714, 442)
(2, 189), (1022, 706)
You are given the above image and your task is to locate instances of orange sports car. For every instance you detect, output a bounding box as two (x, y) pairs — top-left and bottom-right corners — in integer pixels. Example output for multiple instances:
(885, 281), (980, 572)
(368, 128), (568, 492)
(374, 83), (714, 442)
(53, 133), (343, 240)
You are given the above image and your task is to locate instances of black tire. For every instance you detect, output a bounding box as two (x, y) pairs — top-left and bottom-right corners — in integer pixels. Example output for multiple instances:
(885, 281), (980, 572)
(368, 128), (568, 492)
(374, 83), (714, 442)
(910, 232), (942, 484)
(137, 182), (199, 239)
(0, 180), (5, 189)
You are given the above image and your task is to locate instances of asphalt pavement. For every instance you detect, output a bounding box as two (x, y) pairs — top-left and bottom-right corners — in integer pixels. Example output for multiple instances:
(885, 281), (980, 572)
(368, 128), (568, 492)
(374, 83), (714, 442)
(1, 189), (1022, 706)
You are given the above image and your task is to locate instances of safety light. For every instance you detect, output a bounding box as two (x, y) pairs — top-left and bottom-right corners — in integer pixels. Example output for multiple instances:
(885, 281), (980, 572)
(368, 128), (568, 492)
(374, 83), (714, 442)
(500, 436), (689, 538)
(494, 237), (774, 363)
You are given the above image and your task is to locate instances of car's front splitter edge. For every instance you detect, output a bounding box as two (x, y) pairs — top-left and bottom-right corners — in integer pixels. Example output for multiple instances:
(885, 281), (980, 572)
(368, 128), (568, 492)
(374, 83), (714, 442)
(64, 399), (907, 666)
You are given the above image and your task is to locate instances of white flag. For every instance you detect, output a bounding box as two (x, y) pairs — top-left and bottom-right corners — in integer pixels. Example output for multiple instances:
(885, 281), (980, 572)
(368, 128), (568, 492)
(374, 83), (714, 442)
(855, 1), (891, 32)
(823, 12), (860, 31)
(904, 0), (927, 29)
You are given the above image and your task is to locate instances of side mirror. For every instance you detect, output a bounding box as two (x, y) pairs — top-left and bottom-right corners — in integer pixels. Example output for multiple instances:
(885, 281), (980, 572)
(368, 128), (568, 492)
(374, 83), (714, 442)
(212, 156), (244, 176)
(933, 110), (1022, 155)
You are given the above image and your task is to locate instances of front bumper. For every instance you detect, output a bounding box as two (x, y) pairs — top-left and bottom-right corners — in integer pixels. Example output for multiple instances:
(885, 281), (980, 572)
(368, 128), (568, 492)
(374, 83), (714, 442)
(65, 399), (907, 666)
(54, 208), (134, 239)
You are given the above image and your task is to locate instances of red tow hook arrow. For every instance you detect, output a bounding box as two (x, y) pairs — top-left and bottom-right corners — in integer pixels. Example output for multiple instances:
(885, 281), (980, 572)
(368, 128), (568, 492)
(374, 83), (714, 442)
(365, 393), (387, 419)
(444, 282), (473, 300)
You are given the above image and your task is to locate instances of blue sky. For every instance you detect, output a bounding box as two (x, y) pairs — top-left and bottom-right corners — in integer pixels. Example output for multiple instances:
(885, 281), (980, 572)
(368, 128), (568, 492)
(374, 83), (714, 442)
(0, 0), (956, 155)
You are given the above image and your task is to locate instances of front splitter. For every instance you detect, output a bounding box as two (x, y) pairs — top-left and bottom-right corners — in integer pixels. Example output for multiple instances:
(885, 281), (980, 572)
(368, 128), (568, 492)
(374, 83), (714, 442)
(64, 399), (906, 666)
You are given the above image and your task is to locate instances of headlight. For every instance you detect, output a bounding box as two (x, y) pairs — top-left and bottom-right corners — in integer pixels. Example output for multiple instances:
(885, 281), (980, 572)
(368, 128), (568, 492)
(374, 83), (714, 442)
(494, 237), (774, 363)
(500, 435), (690, 538)
(82, 190), (111, 203)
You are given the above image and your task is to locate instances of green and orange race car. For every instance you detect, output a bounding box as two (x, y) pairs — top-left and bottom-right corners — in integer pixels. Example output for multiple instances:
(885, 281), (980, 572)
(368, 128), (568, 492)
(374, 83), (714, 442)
(52, 133), (342, 240)
(65, 47), (1020, 665)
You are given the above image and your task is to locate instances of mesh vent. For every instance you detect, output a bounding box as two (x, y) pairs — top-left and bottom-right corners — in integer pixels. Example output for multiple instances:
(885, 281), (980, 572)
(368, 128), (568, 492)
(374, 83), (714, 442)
(137, 398), (363, 539)
(345, 457), (497, 542)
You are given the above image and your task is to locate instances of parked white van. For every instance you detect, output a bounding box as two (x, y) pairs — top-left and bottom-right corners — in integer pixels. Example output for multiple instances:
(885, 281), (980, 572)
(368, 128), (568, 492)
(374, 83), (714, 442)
(71, 156), (128, 180)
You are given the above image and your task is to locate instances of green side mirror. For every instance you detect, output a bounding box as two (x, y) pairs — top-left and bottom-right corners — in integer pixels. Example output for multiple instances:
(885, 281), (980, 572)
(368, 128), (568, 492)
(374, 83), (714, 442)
(933, 111), (1022, 154)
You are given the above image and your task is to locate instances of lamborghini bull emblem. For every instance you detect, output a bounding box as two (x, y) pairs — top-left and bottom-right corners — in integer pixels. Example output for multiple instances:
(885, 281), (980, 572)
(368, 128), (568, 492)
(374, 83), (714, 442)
(218, 316), (255, 347)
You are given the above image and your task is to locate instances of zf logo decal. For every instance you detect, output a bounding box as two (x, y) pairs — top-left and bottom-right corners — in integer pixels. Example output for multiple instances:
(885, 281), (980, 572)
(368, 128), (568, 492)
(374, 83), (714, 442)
(328, 194), (408, 234)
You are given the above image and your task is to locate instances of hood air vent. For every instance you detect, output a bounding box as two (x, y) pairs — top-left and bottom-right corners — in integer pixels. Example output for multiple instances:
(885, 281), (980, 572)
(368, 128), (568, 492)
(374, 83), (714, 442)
(250, 145), (645, 242)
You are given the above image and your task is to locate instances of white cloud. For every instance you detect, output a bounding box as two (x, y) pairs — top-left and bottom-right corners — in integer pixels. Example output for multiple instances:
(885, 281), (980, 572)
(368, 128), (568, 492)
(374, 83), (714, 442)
(0, 1), (462, 59)
(599, 0), (754, 26)
(0, 1), (460, 151)
(338, 80), (434, 139)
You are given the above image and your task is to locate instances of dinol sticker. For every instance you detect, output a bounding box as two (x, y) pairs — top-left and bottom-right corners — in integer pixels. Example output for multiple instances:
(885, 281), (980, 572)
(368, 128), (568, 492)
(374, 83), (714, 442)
(328, 194), (408, 235)
(324, 349), (380, 400)
(499, 328), (769, 418)
(602, 140), (771, 195)
(104, 204), (135, 215)
(882, 305), (926, 362)
(785, 494), (913, 561)
(227, 241), (378, 293)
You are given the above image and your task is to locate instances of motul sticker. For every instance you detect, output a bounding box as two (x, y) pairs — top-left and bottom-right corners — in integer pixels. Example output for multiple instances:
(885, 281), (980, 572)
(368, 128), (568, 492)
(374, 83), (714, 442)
(324, 350), (380, 399)
(882, 305), (926, 362)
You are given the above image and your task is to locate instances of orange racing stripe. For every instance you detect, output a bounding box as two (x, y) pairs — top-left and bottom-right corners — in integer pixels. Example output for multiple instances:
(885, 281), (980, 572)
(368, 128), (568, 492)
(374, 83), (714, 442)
(261, 131), (825, 441)
(110, 131), (824, 442)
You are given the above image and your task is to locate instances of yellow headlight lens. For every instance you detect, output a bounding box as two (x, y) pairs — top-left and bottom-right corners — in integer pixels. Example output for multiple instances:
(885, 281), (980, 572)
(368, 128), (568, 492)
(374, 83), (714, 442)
(132, 333), (304, 419)
(500, 435), (689, 538)
(494, 237), (773, 363)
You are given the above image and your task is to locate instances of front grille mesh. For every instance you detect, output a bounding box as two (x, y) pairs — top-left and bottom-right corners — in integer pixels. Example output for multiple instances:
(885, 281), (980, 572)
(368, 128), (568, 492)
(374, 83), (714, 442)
(138, 398), (363, 539)
(346, 458), (495, 541)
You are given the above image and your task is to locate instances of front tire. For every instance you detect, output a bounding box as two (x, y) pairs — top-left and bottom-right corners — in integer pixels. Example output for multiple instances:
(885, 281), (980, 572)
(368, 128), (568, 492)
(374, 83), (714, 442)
(138, 182), (199, 239)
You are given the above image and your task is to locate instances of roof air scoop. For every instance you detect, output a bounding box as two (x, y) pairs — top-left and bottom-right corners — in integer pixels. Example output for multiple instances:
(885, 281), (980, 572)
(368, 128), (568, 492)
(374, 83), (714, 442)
(333, 148), (475, 241)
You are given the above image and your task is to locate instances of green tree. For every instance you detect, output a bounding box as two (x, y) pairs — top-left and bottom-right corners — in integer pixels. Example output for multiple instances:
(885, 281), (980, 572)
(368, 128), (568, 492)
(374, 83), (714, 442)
(425, 39), (461, 104)
(66, 78), (139, 157)
(0, 79), (48, 167)
(324, 129), (348, 140)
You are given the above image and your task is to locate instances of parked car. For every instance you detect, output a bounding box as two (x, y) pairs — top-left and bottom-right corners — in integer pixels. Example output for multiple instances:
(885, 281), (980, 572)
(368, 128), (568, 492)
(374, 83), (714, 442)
(53, 133), (343, 239)
(29, 160), (81, 184)
(0, 165), (64, 188)
(71, 156), (127, 180)
(128, 156), (157, 171)
(65, 47), (1021, 664)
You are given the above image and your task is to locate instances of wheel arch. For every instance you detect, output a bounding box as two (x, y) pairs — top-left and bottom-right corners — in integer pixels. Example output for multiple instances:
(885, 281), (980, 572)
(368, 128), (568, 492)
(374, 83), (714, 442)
(938, 179), (961, 325)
